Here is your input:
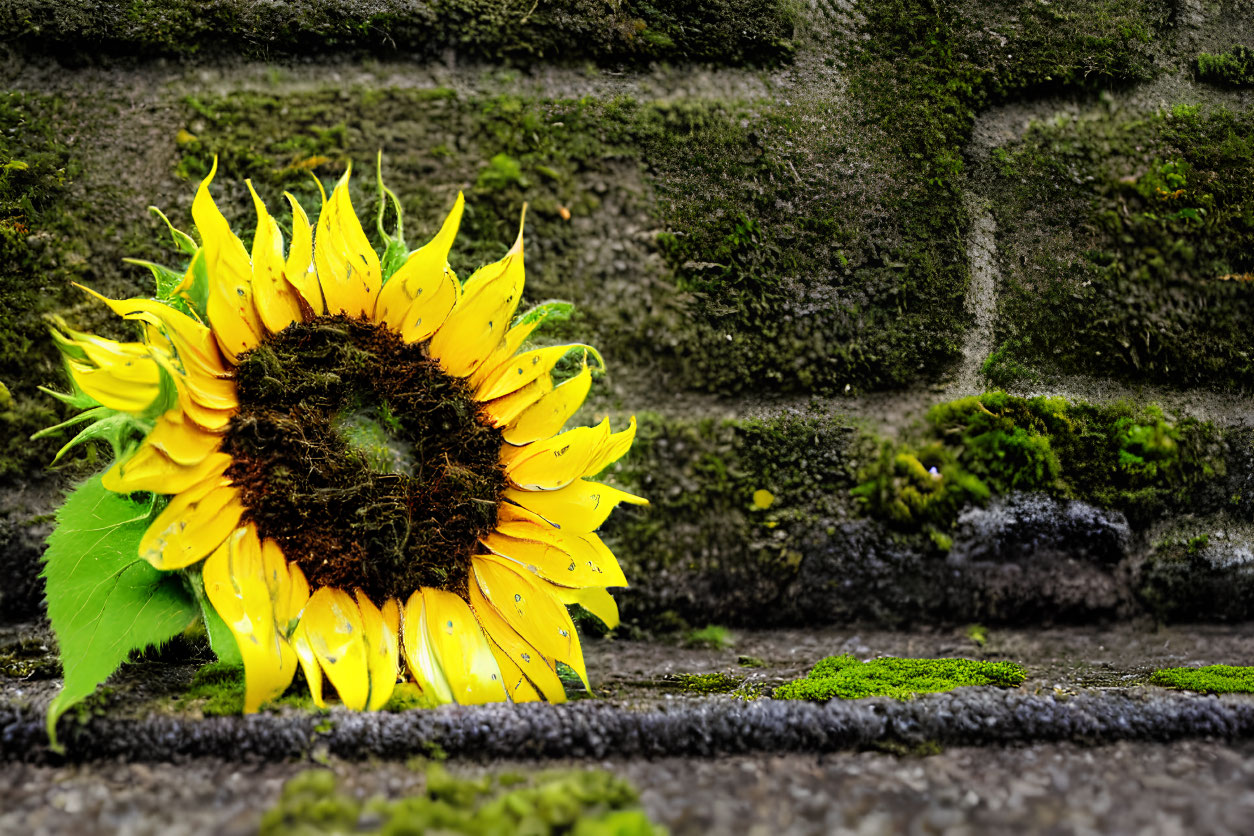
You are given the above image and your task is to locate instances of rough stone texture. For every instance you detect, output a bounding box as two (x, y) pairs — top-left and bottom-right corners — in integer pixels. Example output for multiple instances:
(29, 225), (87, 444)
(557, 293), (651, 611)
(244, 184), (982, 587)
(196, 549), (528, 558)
(0, 0), (1252, 665)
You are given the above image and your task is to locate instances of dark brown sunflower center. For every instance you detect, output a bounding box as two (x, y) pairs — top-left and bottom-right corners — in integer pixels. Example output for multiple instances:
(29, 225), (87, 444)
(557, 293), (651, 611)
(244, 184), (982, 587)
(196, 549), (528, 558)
(220, 315), (506, 601)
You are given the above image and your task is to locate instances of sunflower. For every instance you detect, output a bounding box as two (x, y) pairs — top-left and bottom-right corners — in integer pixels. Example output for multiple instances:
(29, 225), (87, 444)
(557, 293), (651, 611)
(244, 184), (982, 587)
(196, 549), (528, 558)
(50, 158), (645, 712)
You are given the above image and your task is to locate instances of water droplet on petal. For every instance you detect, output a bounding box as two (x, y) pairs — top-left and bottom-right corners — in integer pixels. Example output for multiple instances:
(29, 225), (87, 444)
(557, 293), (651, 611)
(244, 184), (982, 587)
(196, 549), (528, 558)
(514, 593), (522, 603)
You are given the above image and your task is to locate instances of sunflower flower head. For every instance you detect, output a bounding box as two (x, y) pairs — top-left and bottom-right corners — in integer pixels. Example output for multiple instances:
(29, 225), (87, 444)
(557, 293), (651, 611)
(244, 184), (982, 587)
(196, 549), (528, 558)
(40, 157), (644, 725)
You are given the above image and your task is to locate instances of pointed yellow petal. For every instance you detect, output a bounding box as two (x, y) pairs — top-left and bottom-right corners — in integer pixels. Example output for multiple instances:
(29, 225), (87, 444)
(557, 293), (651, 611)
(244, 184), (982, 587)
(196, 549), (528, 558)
(193, 159), (265, 363)
(290, 629), (325, 709)
(400, 589), (454, 705)
(283, 192), (324, 315)
(356, 592), (400, 711)
(427, 211), (527, 378)
(374, 191), (464, 337)
(177, 395), (236, 432)
(466, 576), (565, 703)
(501, 365), (593, 445)
(553, 585), (620, 630)
(103, 448), (232, 496)
(466, 303), (565, 391)
(503, 480), (648, 533)
(315, 165), (382, 318)
(74, 284), (227, 373)
(582, 416), (637, 477)
(139, 467), (243, 570)
(247, 181), (303, 334)
(265, 542), (309, 635)
(471, 554), (586, 689)
(203, 526), (298, 712)
(297, 587), (371, 710)
(504, 421), (610, 491)
(423, 588), (507, 705)
(475, 344), (591, 404)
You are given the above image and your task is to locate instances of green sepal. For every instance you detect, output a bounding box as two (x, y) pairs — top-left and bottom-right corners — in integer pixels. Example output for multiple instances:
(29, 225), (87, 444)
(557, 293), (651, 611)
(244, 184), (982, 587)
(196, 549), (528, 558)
(514, 300), (575, 330)
(375, 151), (408, 282)
(174, 248), (210, 321)
(33, 408), (147, 465)
(36, 384), (99, 412)
(139, 364), (179, 422)
(125, 258), (198, 321)
(42, 476), (198, 752)
(149, 205), (198, 256)
(185, 566), (243, 667)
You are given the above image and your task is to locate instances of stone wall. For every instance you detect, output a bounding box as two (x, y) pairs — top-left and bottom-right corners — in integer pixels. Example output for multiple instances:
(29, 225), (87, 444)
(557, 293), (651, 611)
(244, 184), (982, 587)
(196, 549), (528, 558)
(1, 0), (1252, 626)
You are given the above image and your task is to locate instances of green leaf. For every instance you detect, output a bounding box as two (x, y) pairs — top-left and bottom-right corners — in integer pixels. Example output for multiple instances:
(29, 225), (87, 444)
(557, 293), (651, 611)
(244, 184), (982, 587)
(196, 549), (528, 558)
(186, 565), (243, 667)
(42, 476), (198, 751)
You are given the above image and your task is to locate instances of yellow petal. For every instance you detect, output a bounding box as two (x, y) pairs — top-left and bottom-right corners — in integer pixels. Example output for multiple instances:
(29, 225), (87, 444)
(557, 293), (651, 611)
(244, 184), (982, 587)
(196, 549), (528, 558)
(356, 592), (400, 711)
(553, 585), (620, 630)
(193, 158), (265, 363)
(501, 365), (593, 445)
(475, 344), (591, 404)
(247, 181), (304, 334)
(297, 587), (371, 710)
(67, 361), (161, 413)
(290, 628), (325, 709)
(504, 421), (610, 491)
(315, 165), (382, 318)
(283, 192), (324, 315)
(400, 589), (454, 705)
(177, 394), (236, 432)
(484, 643), (541, 703)
(582, 416), (637, 477)
(481, 524), (627, 589)
(502, 480), (648, 533)
(466, 304), (566, 391)
(266, 542), (310, 634)
(466, 576), (564, 703)
(144, 408), (223, 465)
(482, 377), (552, 429)
(203, 526), (298, 712)
(74, 284), (227, 374)
(374, 191), (464, 338)
(423, 588), (507, 705)
(103, 448), (232, 496)
(139, 468), (243, 570)
(471, 554), (587, 689)
(427, 210), (527, 378)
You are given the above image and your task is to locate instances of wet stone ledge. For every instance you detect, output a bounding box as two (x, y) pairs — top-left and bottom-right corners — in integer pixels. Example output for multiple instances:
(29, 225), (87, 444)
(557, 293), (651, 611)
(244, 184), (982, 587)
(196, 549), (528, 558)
(3, 689), (1253, 764)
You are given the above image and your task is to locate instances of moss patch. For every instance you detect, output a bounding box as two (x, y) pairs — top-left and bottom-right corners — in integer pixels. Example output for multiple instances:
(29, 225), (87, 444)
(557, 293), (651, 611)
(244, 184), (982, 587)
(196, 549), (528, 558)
(985, 104), (1254, 390)
(1197, 46), (1254, 86)
(684, 625), (732, 649)
(260, 764), (663, 835)
(854, 391), (1226, 536)
(1149, 665), (1254, 694)
(773, 654), (1027, 701)
(663, 671), (743, 694)
(4, 0), (796, 67)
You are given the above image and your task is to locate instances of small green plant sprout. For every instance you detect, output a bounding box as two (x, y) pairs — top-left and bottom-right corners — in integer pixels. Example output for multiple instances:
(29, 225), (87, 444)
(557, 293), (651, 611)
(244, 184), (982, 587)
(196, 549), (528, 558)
(965, 624), (988, 647)
(1149, 665), (1254, 694)
(685, 625), (733, 649)
(773, 655), (1027, 701)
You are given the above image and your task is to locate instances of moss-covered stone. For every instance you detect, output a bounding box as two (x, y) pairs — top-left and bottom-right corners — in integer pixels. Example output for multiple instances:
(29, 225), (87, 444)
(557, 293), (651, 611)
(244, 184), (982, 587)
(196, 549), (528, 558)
(1, 0), (796, 67)
(855, 391), (1228, 535)
(1137, 526), (1254, 622)
(984, 104), (1254, 390)
(772, 654), (1027, 701)
(260, 763), (662, 835)
(1149, 664), (1254, 694)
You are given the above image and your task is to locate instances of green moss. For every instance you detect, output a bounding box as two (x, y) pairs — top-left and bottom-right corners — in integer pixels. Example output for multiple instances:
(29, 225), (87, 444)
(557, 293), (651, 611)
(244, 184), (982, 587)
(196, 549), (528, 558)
(773, 655), (1027, 701)
(854, 391), (1226, 535)
(260, 764), (663, 836)
(685, 625), (732, 649)
(1197, 46), (1254, 87)
(5, 0), (796, 67)
(177, 662), (333, 715)
(382, 682), (442, 712)
(666, 672), (743, 694)
(1149, 665), (1254, 694)
(987, 105), (1254, 389)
